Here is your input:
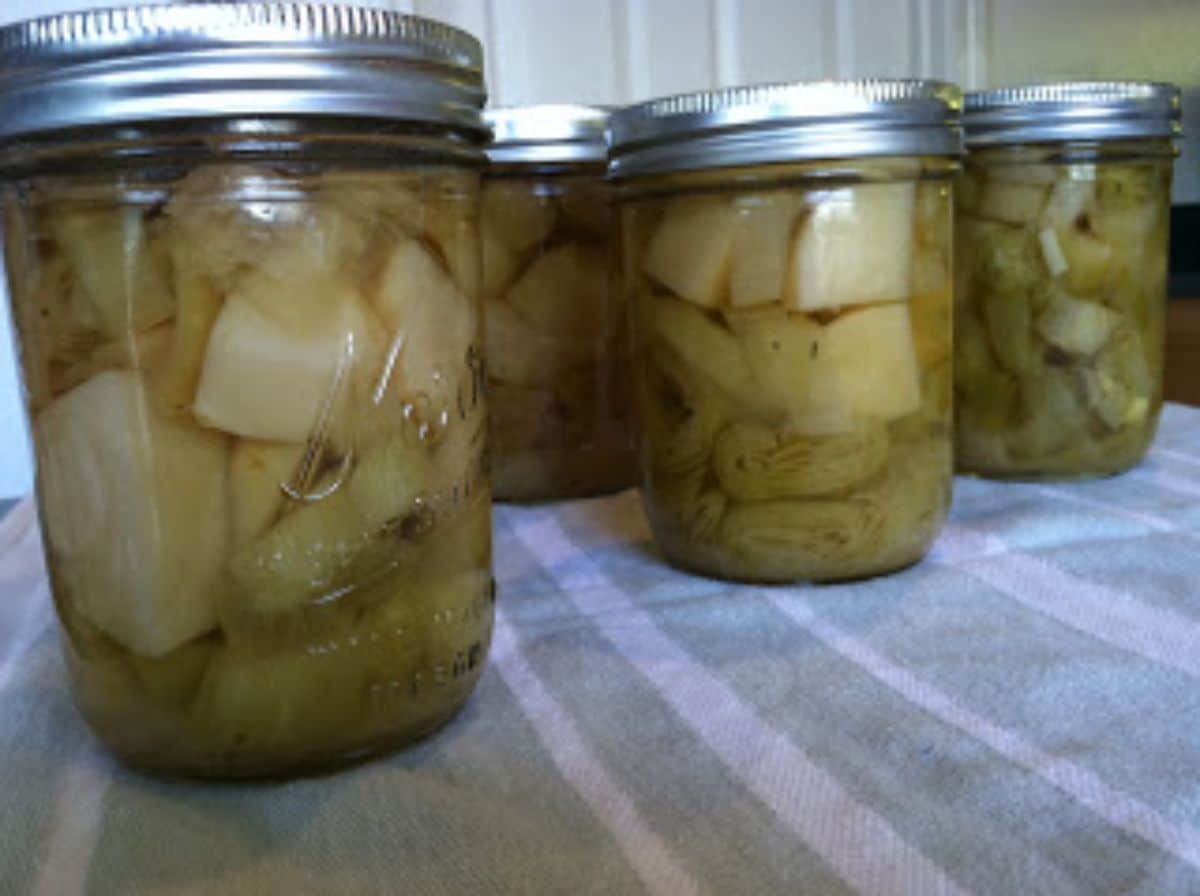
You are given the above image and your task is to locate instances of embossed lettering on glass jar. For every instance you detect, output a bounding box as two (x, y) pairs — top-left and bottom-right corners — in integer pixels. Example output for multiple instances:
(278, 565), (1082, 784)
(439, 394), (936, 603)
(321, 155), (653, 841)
(0, 3), (493, 777)
(609, 81), (962, 583)
(956, 82), (1180, 479)
(483, 105), (635, 501)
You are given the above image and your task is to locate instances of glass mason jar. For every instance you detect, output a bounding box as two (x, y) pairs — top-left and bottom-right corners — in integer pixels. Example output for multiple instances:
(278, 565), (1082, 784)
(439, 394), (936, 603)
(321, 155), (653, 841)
(0, 5), (493, 777)
(482, 106), (635, 500)
(956, 83), (1181, 479)
(608, 82), (962, 583)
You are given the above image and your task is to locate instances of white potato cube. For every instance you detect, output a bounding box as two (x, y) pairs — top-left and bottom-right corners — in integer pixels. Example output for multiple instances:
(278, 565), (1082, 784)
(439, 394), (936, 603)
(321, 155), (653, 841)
(1036, 291), (1120, 357)
(729, 194), (799, 308)
(36, 371), (226, 656)
(194, 278), (382, 443)
(787, 182), (915, 311)
(643, 197), (736, 307)
(374, 239), (476, 398)
(822, 302), (921, 421)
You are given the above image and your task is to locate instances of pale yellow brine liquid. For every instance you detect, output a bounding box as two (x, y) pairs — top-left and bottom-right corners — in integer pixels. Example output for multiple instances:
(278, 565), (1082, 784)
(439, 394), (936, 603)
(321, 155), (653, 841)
(954, 141), (1172, 478)
(483, 171), (635, 501)
(621, 158), (953, 583)
(4, 165), (493, 776)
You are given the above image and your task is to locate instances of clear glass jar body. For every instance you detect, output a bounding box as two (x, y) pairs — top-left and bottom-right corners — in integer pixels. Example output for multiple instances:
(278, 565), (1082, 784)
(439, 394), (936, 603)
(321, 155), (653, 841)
(955, 139), (1173, 478)
(619, 158), (954, 583)
(2, 131), (493, 777)
(482, 162), (635, 500)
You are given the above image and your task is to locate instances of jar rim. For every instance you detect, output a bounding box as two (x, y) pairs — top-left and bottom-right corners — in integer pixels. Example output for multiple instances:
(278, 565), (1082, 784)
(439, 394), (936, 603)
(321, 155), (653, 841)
(0, 3), (488, 150)
(607, 79), (963, 179)
(963, 81), (1181, 147)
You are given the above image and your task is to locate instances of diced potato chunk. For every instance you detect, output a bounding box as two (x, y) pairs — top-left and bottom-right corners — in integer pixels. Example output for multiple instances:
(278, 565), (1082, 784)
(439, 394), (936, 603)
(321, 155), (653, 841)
(787, 183), (914, 311)
(53, 207), (174, 338)
(731, 302), (920, 429)
(194, 278), (382, 443)
(422, 197), (481, 299)
(1041, 177), (1094, 230)
(1036, 291), (1120, 357)
(643, 197), (736, 307)
(35, 370), (226, 656)
(728, 194), (798, 308)
(506, 243), (608, 343)
(229, 440), (307, 546)
(1057, 228), (1113, 294)
(976, 181), (1046, 225)
(373, 239), (475, 399)
(1081, 326), (1152, 429)
(727, 307), (850, 434)
(823, 302), (921, 421)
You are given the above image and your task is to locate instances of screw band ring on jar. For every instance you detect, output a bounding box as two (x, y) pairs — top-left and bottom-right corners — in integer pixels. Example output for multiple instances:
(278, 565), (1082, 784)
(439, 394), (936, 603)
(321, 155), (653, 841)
(0, 2), (488, 147)
(608, 79), (963, 180)
(963, 81), (1181, 147)
(485, 104), (610, 166)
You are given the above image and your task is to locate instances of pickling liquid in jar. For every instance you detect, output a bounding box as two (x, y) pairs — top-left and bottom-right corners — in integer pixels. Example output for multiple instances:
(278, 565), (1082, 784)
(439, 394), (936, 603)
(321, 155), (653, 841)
(609, 82), (962, 583)
(954, 83), (1180, 479)
(0, 4), (495, 777)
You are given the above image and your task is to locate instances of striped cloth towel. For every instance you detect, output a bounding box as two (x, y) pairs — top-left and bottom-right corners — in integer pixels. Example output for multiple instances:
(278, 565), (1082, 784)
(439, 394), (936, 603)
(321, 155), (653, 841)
(1, 405), (1199, 895)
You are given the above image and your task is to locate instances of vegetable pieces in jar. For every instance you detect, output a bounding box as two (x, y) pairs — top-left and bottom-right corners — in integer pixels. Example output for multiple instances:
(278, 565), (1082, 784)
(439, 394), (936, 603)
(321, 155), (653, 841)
(7, 166), (492, 776)
(955, 154), (1171, 477)
(623, 162), (953, 583)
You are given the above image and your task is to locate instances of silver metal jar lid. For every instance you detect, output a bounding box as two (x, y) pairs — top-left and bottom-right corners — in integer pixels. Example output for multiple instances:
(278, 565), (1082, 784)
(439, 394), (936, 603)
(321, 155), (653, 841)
(485, 105), (609, 165)
(964, 82), (1181, 147)
(608, 79), (962, 180)
(0, 3), (488, 144)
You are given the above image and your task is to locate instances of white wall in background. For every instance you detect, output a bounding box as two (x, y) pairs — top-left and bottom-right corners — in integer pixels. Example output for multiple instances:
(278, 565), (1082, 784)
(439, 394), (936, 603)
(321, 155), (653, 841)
(0, 0), (1196, 495)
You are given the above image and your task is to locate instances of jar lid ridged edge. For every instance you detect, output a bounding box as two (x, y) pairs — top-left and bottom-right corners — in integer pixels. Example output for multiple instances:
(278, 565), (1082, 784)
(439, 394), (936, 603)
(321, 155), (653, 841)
(963, 81), (1181, 146)
(0, 2), (482, 70)
(0, 3), (488, 147)
(616, 79), (961, 129)
(608, 79), (963, 179)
